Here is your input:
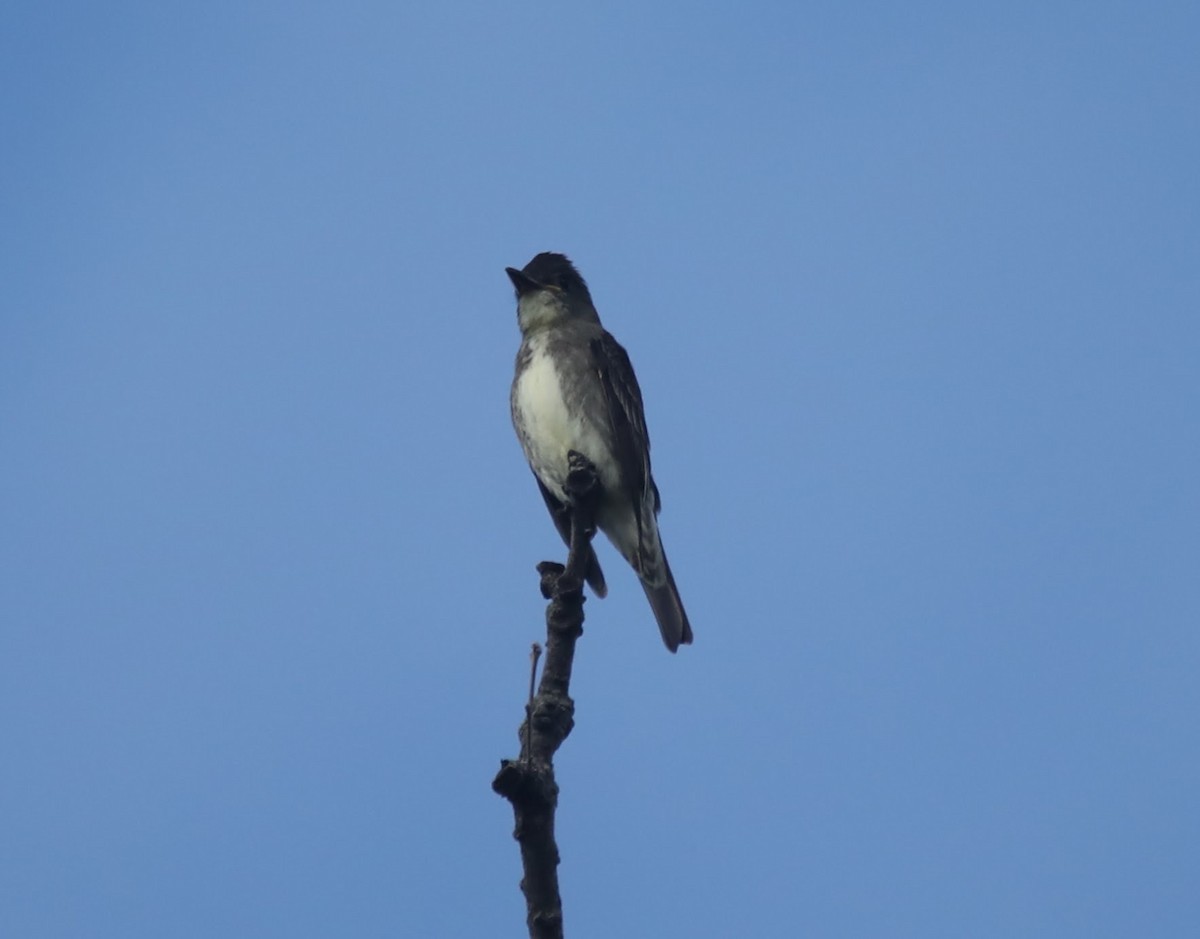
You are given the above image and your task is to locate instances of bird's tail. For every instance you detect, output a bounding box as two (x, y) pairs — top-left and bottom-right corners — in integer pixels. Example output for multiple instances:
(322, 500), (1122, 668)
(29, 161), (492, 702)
(583, 545), (607, 598)
(641, 548), (693, 653)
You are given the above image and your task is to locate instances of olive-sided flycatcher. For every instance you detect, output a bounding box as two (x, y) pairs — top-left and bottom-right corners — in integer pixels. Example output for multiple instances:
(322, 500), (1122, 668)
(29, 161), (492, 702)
(507, 252), (693, 652)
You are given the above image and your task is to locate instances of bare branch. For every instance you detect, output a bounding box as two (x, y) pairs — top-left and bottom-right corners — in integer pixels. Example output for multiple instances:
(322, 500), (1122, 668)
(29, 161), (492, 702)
(493, 452), (600, 939)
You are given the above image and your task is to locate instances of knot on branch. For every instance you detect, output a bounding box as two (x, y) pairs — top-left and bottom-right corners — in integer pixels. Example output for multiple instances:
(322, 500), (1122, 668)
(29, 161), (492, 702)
(529, 690), (575, 744)
(492, 758), (558, 809)
(536, 561), (570, 601)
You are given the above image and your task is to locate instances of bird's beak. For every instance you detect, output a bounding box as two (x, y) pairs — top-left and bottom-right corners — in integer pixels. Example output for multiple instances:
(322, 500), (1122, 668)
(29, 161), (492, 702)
(506, 267), (543, 297)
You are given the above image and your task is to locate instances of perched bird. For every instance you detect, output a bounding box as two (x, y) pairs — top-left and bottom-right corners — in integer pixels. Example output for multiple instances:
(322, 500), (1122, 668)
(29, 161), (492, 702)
(507, 252), (693, 652)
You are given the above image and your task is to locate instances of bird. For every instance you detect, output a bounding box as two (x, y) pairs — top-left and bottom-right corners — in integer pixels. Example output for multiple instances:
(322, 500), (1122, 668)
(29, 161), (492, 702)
(507, 252), (693, 652)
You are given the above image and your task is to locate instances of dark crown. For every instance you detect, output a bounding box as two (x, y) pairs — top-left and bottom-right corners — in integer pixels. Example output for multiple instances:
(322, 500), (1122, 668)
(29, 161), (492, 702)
(521, 252), (591, 297)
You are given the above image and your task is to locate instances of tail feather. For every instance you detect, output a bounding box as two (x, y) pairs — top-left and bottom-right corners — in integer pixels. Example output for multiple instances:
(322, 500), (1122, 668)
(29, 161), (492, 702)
(641, 552), (692, 653)
(584, 546), (607, 598)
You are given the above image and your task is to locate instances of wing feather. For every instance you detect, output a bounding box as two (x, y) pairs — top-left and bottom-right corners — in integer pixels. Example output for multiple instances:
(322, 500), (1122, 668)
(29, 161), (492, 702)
(588, 332), (653, 509)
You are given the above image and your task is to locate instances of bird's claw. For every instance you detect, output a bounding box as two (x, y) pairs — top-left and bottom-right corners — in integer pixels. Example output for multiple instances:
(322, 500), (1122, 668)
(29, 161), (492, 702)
(564, 450), (599, 502)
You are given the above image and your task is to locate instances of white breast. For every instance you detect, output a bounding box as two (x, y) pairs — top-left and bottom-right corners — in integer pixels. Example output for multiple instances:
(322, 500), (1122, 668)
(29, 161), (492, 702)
(514, 339), (615, 499)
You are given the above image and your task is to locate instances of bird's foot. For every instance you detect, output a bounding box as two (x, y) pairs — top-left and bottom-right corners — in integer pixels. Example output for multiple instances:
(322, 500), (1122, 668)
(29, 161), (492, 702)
(564, 451), (599, 540)
(565, 450), (599, 503)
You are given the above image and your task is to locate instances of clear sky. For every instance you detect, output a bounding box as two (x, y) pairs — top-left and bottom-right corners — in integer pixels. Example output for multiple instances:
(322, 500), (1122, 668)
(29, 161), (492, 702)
(2, 2), (1198, 936)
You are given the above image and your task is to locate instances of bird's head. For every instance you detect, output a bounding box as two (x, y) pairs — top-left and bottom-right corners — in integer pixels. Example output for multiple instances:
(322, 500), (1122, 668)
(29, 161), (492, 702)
(506, 253), (599, 333)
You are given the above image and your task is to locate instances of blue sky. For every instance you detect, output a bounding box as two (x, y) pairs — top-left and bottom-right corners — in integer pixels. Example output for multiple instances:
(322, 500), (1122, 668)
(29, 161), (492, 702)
(2, 2), (1197, 936)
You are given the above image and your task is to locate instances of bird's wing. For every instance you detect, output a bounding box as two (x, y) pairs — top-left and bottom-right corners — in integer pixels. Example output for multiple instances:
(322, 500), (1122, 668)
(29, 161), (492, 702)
(589, 332), (657, 513)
